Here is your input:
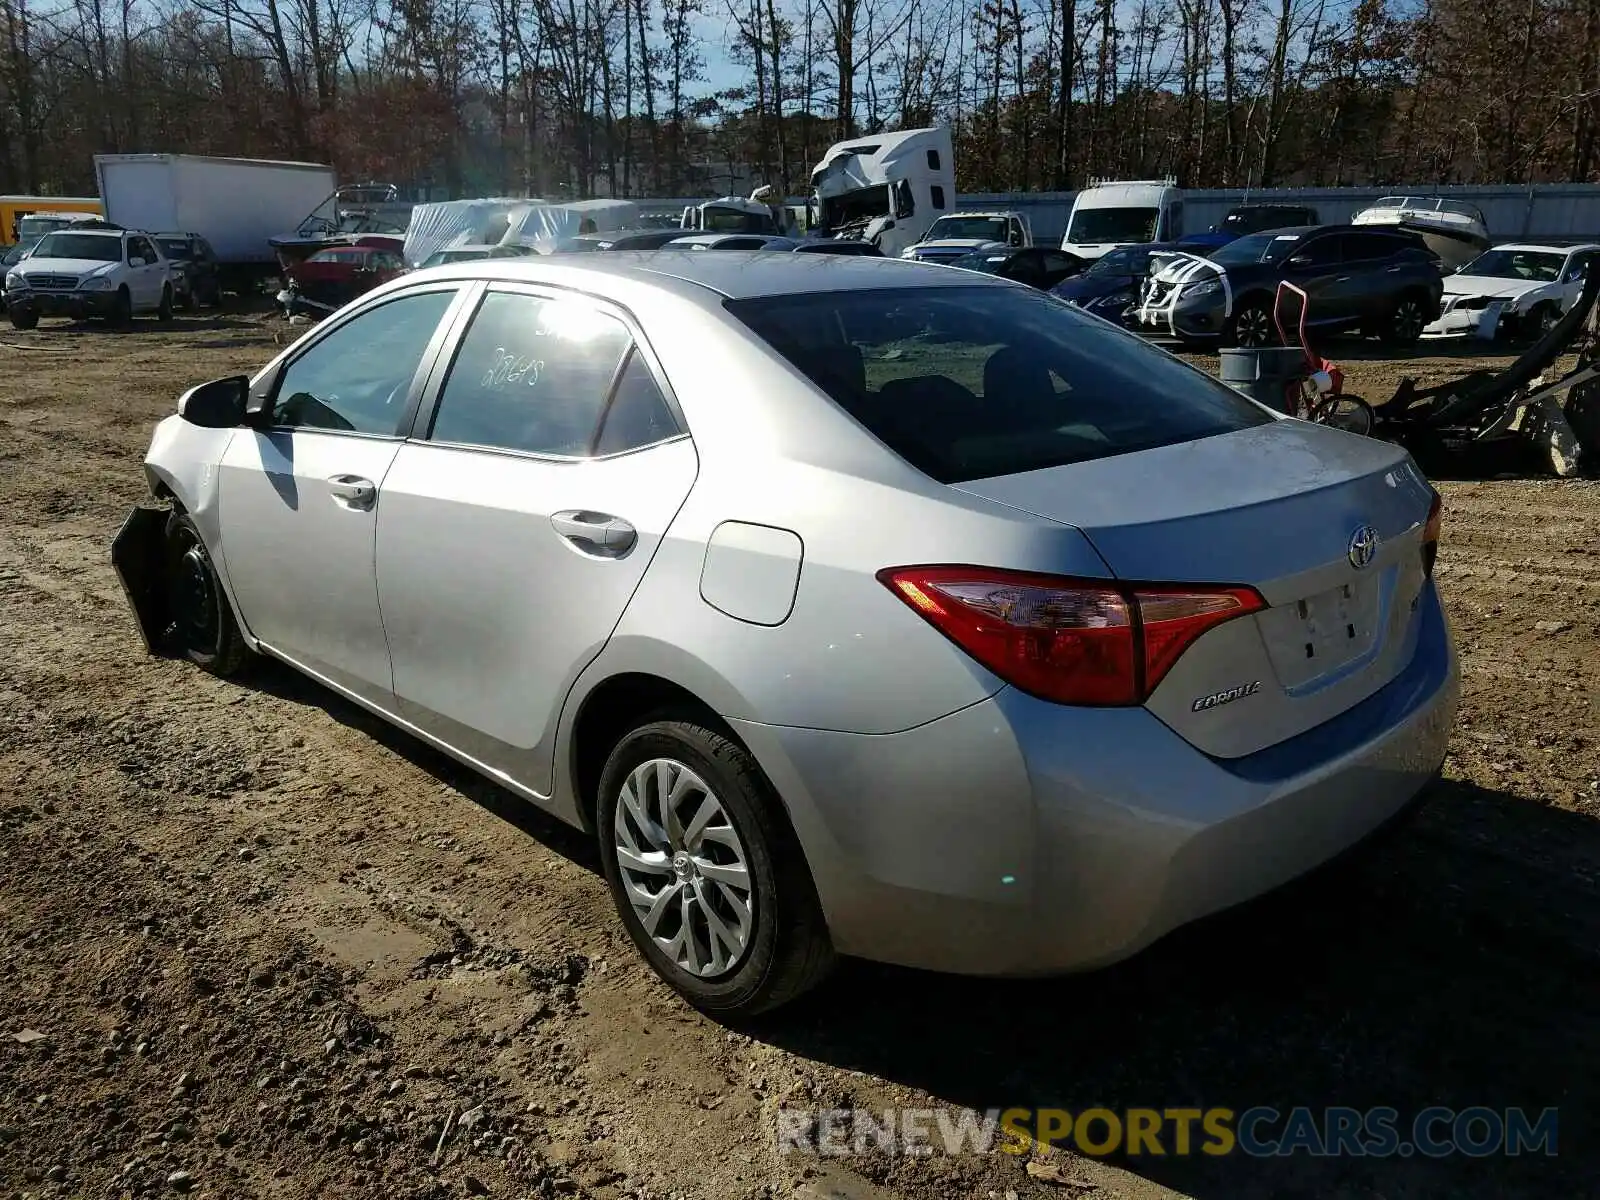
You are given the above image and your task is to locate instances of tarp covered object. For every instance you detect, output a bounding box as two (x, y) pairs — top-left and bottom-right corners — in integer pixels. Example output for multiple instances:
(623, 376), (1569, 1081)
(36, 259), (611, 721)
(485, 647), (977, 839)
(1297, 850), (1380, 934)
(403, 198), (541, 266)
(502, 198), (641, 252)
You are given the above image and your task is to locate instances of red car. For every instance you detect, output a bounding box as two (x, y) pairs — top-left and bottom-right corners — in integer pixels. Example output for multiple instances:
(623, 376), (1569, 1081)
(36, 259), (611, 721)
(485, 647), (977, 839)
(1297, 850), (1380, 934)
(279, 240), (406, 317)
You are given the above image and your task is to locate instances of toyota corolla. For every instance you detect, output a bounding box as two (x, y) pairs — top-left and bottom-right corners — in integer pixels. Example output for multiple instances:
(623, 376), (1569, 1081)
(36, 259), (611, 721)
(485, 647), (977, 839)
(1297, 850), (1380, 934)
(111, 253), (1458, 1016)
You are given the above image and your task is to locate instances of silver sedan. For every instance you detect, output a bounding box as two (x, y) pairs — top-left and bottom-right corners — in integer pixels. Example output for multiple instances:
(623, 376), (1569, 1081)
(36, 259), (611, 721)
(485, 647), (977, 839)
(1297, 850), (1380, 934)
(111, 252), (1458, 1015)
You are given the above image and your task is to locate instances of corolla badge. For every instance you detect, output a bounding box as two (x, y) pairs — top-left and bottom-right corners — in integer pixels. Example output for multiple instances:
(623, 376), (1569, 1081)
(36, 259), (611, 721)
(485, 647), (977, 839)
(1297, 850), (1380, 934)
(1348, 524), (1380, 569)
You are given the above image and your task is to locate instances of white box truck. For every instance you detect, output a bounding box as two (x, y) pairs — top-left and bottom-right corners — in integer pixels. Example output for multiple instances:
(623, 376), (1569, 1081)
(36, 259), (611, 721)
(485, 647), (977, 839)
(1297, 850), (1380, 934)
(93, 154), (338, 291)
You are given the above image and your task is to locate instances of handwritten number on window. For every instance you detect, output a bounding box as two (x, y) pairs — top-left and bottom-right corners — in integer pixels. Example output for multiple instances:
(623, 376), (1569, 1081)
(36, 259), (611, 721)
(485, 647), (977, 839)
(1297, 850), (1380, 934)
(481, 347), (545, 391)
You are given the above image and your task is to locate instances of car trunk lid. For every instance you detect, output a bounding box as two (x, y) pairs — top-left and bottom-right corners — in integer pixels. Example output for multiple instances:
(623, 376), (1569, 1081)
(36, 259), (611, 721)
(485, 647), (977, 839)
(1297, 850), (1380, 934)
(953, 420), (1437, 758)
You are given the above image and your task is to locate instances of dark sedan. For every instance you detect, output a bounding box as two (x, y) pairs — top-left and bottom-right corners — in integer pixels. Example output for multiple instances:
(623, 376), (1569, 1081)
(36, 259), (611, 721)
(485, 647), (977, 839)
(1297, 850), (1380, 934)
(945, 246), (1085, 289)
(1051, 242), (1190, 326)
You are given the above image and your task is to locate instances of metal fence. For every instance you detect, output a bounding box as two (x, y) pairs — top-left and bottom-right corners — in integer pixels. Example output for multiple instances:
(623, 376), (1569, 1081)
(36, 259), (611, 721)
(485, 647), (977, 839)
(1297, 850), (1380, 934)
(642, 184), (1600, 246)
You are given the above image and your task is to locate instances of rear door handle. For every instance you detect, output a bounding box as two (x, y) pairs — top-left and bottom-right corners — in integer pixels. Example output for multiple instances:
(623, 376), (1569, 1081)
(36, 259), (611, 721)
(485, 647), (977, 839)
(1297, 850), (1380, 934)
(327, 474), (377, 509)
(551, 510), (636, 554)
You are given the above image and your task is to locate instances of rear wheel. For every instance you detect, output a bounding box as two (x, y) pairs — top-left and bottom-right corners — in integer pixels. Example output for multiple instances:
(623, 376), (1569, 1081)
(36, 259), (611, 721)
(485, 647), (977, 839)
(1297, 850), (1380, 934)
(164, 512), (253, 677)
(596, 717), (834, 1016)
(1382, 293), (1427, 346)
(1229, 300), (1275, 349)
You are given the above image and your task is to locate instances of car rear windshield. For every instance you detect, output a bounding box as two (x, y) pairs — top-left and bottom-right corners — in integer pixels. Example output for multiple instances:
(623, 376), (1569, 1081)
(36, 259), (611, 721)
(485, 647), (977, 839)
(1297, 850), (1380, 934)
(157, 238), (193, 259)
(725, 286), (1273, 484)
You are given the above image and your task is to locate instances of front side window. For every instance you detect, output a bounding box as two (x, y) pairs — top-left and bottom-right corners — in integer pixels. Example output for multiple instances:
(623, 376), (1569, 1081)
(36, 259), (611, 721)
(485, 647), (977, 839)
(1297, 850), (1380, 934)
(270, 289), (457, 434)
(727, 285), (1271, 484)
(428, 291), (633, 456)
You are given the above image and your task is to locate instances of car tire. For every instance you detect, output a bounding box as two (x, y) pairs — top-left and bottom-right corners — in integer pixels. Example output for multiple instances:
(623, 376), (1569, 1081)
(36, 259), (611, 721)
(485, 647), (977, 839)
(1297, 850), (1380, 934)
(1382, 292), (1427, 346)
(9, 309), (37, 331)
(164, 511), (253, 677)
(157, 284), (174, 322)
(110, 286), (132, 327)
(1227, 300), (1275, 348)
(1525, 302), (1560, 342)
(596, 717), (834, 1017)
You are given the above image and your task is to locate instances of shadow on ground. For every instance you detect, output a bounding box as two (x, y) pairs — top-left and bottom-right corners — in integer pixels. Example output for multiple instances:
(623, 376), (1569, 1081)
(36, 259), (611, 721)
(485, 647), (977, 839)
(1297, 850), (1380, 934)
(239, 658), (1595, 1198)
(756, 781), (1598, 1198)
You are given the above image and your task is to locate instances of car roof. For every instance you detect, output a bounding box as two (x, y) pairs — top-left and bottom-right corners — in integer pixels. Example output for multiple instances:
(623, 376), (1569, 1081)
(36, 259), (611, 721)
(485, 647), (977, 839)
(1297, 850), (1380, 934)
(403, 249), (999, 300)
(42, 225), (121, 236)
(1493, 242), (1600, 254)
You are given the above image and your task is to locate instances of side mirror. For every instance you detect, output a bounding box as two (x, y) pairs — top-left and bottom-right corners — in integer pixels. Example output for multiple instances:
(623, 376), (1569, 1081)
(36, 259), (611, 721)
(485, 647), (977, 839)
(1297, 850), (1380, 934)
(177, 375), (249, 428)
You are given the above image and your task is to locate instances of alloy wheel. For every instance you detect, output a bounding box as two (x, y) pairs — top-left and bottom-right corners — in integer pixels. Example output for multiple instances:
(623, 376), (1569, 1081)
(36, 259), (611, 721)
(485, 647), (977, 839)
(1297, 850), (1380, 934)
(1235, 307), (1272, 347)
(612, 758), (754, 977)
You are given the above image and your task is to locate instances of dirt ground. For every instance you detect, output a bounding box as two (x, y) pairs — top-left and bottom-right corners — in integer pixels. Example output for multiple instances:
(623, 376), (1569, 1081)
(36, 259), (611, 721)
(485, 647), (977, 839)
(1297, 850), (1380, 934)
(1, 312), (1597, 1200)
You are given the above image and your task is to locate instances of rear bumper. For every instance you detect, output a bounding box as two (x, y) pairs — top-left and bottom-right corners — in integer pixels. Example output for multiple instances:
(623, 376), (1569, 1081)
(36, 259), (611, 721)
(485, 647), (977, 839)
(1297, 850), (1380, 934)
(733, 583), (1458, 977)
(6, 289), (118, 318)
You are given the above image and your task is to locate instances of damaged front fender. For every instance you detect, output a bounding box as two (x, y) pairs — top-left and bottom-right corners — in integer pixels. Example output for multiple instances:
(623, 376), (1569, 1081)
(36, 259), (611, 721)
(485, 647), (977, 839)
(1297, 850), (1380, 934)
(110, 505), (174, 656)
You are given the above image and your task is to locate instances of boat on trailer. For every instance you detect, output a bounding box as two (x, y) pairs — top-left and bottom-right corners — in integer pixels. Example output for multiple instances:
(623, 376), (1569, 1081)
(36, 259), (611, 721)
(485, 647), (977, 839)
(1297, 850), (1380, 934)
(1352, 196), (1490, 271)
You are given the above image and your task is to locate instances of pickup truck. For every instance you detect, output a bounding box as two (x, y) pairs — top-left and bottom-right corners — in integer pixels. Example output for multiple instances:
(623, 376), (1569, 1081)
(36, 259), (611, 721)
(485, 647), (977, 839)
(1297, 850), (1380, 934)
(900, 211), (1033, 264)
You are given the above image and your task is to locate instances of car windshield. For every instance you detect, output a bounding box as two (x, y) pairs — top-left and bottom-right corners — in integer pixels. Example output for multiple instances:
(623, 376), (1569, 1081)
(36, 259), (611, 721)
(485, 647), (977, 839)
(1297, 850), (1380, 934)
(307, 249), (363, 264)
(726, 285), (1271, 485)
(1209, 231), (1303, 267)
(157, 238), (193, 260)
(1457, 249), (1564, 282)
(422, 248), (488, 267)
(1083, 246), (1152, 277)
(927, 217), (1010, 242)
(1221, 208), (1304, 234)
(1067, 207), (1158, 244)
(948, 252), (1010, 275)
(30, 232), (121, 261)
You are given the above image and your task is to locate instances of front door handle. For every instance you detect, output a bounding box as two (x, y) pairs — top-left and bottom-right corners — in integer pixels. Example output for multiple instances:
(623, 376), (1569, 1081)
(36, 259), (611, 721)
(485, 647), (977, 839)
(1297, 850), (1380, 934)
(551, 510), (636, 555)
(327, 474), (377, 509)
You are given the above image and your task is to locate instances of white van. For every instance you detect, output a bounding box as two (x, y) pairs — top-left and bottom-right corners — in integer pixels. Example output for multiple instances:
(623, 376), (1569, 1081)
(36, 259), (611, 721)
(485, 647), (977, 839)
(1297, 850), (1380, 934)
(1061, 179), (1183, 260)
(809, 126), (956, 260)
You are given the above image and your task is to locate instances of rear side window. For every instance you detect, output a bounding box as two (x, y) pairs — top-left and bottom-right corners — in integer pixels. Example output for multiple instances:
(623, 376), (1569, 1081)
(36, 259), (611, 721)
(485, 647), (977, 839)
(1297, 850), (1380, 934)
(429, 291), (633, 456)
(726, 286), (1272, 484)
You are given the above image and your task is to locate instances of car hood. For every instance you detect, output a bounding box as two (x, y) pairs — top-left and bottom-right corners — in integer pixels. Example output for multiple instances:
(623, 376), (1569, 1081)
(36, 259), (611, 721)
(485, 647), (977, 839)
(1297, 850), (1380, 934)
(1442, 275), (1550, 301)
(11, 256), (120, 277)
(1052, 273), (1139, 301)
(911, 238), (1005, 255)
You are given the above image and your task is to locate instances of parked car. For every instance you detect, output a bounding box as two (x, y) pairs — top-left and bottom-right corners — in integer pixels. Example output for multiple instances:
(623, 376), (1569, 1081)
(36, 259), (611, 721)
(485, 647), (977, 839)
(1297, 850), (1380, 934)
(944, 245), (1085, 289)
(5, 226), (173, 329)
(1051, 241), (1190, 327)
(901, 210), (1034, 264)
(792, 239), (884, 256)
(153, 232), (223, 309)
(1135, 225), (1444, 348)
(112, 253), (1455, 1017)
(1179, 204), (1321, 252)
(600, 229), (712, 251)
(1425, 243), (1600, 340)
(0, 237), (38, 313)
(666, 233), (800, 251)
(279, 243), (407, 317)
(418, 244), (536, 268)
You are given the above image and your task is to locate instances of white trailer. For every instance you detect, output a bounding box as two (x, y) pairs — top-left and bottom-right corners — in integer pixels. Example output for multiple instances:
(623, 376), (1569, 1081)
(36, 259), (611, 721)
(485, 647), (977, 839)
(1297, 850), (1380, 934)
(810, 126), (956, 259)
(94, 154), (338, 287)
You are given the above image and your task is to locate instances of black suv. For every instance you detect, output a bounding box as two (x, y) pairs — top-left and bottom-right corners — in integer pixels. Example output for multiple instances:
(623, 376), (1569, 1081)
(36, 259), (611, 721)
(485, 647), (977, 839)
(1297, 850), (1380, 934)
(1135, 225), (1444, 348)
(153, 232), (221, 308)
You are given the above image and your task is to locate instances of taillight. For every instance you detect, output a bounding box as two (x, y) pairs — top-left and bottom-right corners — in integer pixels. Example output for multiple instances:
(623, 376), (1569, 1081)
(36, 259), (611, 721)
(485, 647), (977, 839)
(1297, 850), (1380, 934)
(878, 566), (1264, 707)
(1421, 490), (1443, 578)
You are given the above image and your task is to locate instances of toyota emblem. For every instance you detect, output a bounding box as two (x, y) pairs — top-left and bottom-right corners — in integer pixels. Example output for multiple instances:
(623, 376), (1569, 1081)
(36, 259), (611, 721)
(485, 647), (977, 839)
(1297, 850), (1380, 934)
(1348, 524), (1380, 569)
